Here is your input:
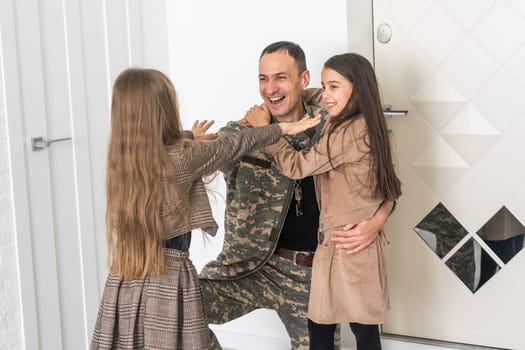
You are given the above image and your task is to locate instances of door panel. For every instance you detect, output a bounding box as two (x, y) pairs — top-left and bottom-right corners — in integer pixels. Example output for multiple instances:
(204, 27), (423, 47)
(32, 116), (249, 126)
(374, 0), (525, 348)
(15, 0), (66, 347)
(1, 0), (170, 348)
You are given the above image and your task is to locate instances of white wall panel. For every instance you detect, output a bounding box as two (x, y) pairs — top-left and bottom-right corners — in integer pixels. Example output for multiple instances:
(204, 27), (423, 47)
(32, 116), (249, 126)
(0, 0), (171, 348)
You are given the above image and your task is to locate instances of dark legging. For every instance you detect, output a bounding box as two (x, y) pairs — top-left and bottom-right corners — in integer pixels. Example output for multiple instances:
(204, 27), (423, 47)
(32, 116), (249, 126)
(308, 319), (381, 350)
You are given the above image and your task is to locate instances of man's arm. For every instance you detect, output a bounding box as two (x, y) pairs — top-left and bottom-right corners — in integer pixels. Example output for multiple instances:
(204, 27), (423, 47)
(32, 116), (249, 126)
(330, 200), (395, 254)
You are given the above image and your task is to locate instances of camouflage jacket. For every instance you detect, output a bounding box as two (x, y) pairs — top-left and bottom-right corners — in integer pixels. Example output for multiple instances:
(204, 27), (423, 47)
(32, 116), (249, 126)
(199, 101), (327, 280)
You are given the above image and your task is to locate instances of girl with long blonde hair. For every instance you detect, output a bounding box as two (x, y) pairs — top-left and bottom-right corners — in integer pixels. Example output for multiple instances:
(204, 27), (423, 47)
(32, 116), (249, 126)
(90, 68), (319, 350)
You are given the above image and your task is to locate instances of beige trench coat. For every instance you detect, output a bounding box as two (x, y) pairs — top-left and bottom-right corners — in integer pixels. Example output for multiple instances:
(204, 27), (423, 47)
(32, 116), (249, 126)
(267, 116), (389, 324)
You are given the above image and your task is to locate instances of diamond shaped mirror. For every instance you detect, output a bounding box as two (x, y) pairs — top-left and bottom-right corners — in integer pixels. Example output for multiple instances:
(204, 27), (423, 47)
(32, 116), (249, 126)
(414, 203), (468, 258)
(476, 206), (525, 289)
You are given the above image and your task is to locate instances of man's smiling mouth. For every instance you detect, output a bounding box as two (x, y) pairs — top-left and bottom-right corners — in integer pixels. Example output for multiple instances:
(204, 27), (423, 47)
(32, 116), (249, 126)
(268, 96), (285, 104)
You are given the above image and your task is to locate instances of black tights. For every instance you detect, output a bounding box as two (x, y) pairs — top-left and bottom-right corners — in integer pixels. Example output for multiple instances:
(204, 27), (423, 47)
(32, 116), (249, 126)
(308, 319), (381, 350)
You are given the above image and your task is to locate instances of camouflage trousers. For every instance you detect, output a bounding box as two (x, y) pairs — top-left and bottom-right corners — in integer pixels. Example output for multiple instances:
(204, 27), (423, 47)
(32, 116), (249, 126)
(200, 253), (340, 350)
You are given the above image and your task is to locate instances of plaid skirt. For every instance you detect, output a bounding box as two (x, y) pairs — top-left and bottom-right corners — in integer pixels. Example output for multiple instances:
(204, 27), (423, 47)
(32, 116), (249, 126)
(90, 248), (209, 350)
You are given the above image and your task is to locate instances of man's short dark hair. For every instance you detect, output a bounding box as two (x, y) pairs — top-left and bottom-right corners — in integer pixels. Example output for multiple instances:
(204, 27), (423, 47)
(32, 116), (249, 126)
(260, 41), (307, 74)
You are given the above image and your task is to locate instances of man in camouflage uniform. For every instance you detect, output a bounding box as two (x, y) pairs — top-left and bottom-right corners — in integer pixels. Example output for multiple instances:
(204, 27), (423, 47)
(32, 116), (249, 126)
(199, 41), (393, 350)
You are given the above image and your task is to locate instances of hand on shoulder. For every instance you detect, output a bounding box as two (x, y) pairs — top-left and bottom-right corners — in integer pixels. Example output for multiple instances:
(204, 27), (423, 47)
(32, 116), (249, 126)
(242, 104), (271, 127)
(279, 115), (321, 135)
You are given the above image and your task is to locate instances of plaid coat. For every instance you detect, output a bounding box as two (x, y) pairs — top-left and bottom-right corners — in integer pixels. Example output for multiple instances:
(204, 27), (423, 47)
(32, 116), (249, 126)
(90, 124), (282, 350)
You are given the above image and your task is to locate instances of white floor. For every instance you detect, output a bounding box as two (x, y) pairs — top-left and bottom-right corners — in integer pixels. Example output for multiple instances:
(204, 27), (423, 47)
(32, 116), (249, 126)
(210, 310), (498, 350)
(215, 329), (468, 350)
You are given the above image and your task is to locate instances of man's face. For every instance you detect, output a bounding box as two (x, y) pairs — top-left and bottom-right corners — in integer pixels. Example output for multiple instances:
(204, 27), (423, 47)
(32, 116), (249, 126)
(258, 51), (310, 122)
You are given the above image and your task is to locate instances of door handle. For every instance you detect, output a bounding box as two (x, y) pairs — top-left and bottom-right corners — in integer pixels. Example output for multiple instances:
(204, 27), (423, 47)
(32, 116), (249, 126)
(31, 136), (72, 151)
(383, 104), (408, 116)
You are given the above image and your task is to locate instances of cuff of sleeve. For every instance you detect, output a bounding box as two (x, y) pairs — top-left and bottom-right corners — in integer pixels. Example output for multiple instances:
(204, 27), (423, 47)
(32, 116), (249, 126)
(181, 130), (195, 140)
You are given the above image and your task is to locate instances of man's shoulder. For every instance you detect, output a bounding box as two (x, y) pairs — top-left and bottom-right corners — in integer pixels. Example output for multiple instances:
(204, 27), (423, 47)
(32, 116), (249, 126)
(305, 104), (327, 120)
(301, 89), (328, 121)
(302, 87), (323, 106)
(282, 101), (327, 150)
(219, 120), (244, 134)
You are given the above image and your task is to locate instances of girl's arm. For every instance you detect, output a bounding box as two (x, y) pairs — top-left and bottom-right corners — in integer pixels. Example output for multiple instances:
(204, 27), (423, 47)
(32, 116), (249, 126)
(179, 124), (282, 180)
(180, 116), (321, 180)
(266, 118), (367, 179)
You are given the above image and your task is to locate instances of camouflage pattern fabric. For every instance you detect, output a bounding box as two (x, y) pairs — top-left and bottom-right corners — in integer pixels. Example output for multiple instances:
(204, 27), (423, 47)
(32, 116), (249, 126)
(199, 103), (326, 280)
(203, 254), (341, 350)
(302, 87), (323, 106)
(203, 254), (311, 349)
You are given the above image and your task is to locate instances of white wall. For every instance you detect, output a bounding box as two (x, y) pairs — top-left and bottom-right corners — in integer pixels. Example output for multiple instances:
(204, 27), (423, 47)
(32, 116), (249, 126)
(0, 45), (23, 350)
(347, 0), (374, 63)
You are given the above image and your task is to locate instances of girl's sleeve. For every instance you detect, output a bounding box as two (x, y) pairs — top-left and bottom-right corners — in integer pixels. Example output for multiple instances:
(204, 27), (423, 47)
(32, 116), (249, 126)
(266, 120), (367, 179)
(181, 123), (282, 179)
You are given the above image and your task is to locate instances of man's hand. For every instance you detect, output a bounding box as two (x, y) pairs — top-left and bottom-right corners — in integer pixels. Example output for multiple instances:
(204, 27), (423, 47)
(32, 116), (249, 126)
(192, 119), (216, 140)
(330, 219), (382, 254)
(330, 201), (394, 254)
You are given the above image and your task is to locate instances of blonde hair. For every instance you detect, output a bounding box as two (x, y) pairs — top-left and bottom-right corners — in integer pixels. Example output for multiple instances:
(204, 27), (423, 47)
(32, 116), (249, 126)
(106, 68), (184, 279)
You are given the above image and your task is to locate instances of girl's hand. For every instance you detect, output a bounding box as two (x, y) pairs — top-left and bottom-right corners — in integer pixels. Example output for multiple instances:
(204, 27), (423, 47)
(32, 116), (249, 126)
(279, 115), (321, 135)
(192, 119), (216, 140)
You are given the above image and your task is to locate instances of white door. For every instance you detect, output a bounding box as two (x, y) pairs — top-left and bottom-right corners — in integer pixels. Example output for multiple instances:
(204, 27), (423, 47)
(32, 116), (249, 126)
(373, 0), (525, 348)
(0, 0), (170, 348)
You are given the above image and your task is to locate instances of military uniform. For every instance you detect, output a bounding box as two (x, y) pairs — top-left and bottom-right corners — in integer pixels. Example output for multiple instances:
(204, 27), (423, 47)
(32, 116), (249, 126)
(199, 101), (330, 350)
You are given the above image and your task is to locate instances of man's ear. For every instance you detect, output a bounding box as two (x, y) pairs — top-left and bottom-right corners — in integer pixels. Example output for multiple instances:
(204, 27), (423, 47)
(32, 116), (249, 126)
(301, 69), (310, 88)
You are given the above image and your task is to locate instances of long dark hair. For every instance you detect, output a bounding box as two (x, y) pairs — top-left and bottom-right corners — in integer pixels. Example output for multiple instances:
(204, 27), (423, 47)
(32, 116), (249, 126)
(324, 53), (401, 200)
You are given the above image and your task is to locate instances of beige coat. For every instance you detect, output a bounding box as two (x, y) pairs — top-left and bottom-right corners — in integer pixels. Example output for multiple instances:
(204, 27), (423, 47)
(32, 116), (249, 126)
(266, 116), (389, 324)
